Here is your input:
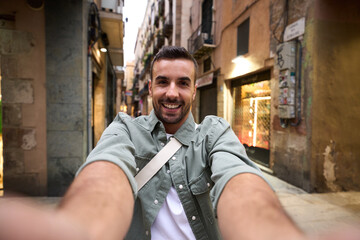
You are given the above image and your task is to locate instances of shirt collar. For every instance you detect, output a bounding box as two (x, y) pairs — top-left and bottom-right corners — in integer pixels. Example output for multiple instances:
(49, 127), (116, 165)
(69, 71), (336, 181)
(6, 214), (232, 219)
(148, 110), (196, 146)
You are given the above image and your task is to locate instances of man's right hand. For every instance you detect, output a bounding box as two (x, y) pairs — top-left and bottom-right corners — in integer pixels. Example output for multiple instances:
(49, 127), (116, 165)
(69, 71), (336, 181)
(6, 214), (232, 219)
(0, 161), (134, 240)
(0, 198), (89, 240)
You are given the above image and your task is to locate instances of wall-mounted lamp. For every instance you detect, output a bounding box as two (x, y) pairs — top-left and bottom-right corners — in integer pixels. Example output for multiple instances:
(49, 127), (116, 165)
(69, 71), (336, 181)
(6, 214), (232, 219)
(231, 55), (252, 77)
(100, 32), (109, 53)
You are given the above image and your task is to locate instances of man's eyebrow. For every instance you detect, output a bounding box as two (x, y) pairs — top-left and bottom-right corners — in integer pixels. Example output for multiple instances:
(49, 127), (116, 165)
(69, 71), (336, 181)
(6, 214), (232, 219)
(155, 75), (168, 80)
(178, 77), (191, 81)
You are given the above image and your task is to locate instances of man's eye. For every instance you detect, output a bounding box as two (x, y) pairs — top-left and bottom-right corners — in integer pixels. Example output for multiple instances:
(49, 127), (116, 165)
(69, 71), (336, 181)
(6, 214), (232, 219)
(180, 81), (189, 86)
(158, 80), (167, 85)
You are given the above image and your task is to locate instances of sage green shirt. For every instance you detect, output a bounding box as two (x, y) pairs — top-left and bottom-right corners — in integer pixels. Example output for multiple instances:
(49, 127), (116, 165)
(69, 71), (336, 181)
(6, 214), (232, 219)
(78, 110), (267, 240)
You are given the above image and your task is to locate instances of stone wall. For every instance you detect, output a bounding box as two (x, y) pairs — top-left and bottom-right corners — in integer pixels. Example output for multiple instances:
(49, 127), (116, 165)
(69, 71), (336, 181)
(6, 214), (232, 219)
(45, 0), (88, 196)
(0, 1), (47, 195)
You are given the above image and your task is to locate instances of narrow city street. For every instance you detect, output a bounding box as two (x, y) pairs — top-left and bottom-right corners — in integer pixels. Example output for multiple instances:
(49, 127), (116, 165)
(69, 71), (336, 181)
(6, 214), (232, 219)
(22, 170), (360, 236)
(1, 0), (360, 238)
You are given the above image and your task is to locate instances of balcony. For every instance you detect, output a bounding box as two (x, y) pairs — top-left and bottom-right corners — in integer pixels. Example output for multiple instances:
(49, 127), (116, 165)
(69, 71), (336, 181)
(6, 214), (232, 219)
(154, 32), (165, 54)
(143, 53), (153, 71)
(99, 4), (124, 67)
(162, 14), (173, 38)
(144, 32), (154, 52)
(139, 67), (146, 81)
(158, 0), (164, 17)
(188, 21), (216, 59)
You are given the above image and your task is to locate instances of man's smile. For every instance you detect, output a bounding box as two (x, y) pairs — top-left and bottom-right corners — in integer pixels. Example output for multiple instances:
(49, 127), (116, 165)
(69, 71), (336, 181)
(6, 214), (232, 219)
(163, 103), (181, 109)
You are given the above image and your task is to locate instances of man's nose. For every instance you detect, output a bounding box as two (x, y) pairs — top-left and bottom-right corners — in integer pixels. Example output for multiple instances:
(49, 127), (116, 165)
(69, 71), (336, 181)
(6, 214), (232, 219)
(166, 82), (179, 99)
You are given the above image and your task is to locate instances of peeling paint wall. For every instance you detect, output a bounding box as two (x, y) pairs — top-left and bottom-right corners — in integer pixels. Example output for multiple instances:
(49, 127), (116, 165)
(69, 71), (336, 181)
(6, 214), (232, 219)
(322, 140), (340, 191)
(311, 0), (360, 192)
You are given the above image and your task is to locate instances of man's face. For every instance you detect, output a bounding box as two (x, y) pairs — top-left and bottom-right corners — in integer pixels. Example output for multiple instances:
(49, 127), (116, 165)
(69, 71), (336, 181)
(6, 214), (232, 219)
(149, 58), (197, 134)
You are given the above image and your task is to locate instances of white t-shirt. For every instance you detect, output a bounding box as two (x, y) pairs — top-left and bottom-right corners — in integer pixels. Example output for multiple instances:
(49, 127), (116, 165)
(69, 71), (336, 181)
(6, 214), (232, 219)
(150, 133), (196, 240)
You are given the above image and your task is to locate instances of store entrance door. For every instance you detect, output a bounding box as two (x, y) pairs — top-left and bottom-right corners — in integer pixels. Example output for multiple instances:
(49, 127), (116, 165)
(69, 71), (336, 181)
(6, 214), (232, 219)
(232, 78), (271, 166)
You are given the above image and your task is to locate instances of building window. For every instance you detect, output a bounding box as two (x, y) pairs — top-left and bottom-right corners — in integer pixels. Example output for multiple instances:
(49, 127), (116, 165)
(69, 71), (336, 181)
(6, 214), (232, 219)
(204, 57), (211, 73)
(237, 18), (250, 56)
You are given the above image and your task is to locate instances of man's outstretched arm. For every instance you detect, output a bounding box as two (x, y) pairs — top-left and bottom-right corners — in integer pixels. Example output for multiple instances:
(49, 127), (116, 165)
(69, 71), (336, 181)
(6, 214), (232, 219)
(58, 160), (134, 240)
(217, 173), (305, 240)
(0, 161), (134, 240)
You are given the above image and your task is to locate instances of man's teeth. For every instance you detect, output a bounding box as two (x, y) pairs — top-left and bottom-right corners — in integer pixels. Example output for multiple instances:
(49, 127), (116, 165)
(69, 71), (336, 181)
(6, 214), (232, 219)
(164, 104), (180, 109)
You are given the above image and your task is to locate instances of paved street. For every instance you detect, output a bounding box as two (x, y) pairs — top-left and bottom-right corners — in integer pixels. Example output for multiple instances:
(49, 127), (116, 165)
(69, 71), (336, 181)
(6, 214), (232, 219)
(264, 172), (360, 235)
(5, 170), (360, 236)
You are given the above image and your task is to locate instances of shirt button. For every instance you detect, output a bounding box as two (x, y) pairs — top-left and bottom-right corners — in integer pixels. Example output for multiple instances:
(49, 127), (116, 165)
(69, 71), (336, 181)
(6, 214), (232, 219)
(172, 156), (176, 160)
(145, 230), (149, 236)
(179, 184), (183, 189)
(167, 170), (171, 174)
(160, 142), (165, 146)
(136, 167), (140, 172)
(154, 199), (159, 205)
(207, 182), (211, 187)
(192, 216), (196, 221)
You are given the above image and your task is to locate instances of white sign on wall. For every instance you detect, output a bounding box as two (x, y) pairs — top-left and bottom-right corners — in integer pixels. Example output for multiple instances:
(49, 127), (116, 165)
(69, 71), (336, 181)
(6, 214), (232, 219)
(284, 17), (305, 42)
(196, 72), (214, 88)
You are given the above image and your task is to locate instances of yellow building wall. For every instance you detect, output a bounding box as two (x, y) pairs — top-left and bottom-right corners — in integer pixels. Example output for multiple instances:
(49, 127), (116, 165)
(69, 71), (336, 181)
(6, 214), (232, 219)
(311, 0), (360, 191)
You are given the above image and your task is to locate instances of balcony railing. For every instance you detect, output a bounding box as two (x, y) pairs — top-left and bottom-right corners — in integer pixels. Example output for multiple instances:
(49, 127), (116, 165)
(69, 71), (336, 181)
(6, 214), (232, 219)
(158, 0), (164, 17)
(143, 53), (153, 71)
(154, 32), (165, 54)
(163, 14), (173, 38)
(188, 21), (216, 59)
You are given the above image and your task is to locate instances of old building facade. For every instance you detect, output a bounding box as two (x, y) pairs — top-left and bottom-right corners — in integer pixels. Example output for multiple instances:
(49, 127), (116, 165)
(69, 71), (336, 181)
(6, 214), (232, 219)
(133, 0), (360, 192)
(0, 0), (125, 196)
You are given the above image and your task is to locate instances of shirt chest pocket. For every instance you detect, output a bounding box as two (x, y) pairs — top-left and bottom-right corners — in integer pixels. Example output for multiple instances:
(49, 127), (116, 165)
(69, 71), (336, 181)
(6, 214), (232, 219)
(134, 155), (152, 172)
(189, 167), (214, 195)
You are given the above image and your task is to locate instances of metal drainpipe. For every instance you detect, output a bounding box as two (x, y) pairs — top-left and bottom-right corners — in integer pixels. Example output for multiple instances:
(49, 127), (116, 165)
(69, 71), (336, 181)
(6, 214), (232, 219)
(87, 47), (93, 155)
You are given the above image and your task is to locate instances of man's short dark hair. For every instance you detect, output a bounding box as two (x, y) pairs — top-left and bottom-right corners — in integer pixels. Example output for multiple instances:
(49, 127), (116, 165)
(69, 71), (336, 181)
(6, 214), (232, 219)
(150, 46), (198, 81)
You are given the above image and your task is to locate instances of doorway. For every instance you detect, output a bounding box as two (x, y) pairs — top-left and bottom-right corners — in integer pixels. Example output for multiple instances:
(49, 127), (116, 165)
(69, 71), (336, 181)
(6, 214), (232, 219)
(232, 79), (271, 166)
(199, 75), (217, 122)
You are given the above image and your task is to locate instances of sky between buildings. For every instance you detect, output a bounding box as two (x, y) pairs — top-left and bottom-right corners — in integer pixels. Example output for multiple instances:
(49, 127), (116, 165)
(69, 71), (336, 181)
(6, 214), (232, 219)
(123, 0), (148, 66)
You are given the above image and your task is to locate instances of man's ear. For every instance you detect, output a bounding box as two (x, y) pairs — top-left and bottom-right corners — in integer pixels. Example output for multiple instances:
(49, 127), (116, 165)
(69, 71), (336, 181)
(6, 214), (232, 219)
(148, 80), (152, 96)
(193, 83), (197, 100)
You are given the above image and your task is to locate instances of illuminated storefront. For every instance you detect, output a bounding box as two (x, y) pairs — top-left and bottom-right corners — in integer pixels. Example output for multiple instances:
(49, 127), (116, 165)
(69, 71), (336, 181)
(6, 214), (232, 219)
(231, 71), (271, 166)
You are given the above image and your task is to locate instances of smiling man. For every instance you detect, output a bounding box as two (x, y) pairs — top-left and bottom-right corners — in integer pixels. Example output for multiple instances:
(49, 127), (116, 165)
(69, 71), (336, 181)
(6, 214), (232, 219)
(2, 46), (358, 240)
(72, 46), (305, 240)
(149, 51), (197, 133)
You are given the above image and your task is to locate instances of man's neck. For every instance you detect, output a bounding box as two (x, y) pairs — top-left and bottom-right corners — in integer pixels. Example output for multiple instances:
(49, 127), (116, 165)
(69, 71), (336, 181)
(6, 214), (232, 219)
(164, 125), (179, 134)
(163, 118), (189, 134)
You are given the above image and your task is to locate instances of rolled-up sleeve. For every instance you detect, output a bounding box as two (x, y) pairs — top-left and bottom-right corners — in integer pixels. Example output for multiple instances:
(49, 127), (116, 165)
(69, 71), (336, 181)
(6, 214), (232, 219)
(207, 118), (270, 216)
(76, 114), (138, 197)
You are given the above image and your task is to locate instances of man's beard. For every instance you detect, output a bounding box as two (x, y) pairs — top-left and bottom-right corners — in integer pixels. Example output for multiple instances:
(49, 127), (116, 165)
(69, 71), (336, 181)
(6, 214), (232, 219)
(153, 98), (191, 125)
